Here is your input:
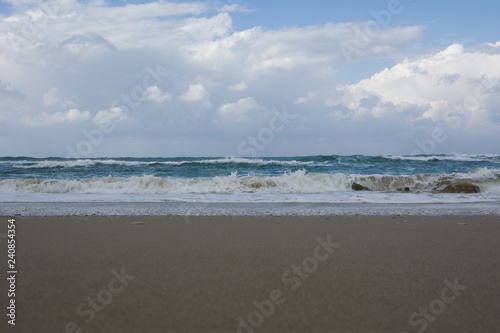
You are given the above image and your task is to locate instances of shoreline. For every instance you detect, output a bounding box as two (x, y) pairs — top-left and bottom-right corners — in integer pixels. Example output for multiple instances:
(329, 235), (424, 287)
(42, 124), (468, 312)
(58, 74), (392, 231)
(2, 201), (500, 217)
(2, 214), (499, 332)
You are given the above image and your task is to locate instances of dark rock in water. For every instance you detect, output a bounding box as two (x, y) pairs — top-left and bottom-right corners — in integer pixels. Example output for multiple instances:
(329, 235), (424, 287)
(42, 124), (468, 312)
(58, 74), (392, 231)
(397, 187), (411, 192)
(248, 179), (276, 189)
(352, 182), (370, 191)
(440, 182), (481, 193)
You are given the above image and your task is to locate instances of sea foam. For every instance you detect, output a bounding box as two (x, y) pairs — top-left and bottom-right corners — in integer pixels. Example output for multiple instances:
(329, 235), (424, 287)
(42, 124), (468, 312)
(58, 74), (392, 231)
(1, 169), (499, 195)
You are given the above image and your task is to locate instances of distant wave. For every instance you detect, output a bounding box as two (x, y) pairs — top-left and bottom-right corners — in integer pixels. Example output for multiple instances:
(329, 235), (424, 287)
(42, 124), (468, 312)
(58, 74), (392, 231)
(2, 168), (499, 195)
(383, 154), (500, 162)
(196, 157), (314, 166)
(1, 157), (315, 169)
(1, 154), (499, 169)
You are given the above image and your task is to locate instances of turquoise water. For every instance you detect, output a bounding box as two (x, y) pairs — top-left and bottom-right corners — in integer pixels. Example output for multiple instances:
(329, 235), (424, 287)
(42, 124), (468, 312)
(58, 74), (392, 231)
(2, 154), (499, 179)
(1, 154), (499, 215)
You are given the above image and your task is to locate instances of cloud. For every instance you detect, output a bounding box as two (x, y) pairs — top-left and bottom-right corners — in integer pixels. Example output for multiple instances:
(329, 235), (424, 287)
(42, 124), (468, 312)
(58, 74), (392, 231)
(0, 0), (498, 156)
(93, 107), (127, 125)
(42, 87), (60, 106)
(211, 97), (271, 130)
(25, 108), (90, 126)
(179, 83), (211, 108)
(0, 80), (24, 100)
(183, 23), (423, 76)
(59, 34), (116, 59)
(228, 81), (247, 91)
(215, 3), (251, 13)
(42, 87), (75, 107)
(1, 0), (232, 58)
(298, 43), (500, 129)
(86, 1), (208, 21)
(144, 86), (171, 103)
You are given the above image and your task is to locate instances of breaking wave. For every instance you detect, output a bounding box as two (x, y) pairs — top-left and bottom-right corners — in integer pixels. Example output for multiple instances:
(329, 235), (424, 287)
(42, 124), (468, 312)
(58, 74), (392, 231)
(3, 154), (498, 170)
(2, 168), (499, 195)
(1, 157), (314, 169)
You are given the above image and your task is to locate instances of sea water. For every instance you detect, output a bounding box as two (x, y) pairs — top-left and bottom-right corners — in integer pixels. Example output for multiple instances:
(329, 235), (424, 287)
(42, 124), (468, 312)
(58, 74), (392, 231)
(1, 154), (499, 216)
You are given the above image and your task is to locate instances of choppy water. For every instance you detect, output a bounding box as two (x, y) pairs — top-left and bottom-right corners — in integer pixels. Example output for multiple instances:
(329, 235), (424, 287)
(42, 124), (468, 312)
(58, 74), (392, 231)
(1, 154), (499, 215)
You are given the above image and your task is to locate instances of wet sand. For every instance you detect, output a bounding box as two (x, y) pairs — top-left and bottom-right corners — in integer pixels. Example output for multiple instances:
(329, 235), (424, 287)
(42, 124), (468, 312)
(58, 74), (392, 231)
(1, 215), (499, 332)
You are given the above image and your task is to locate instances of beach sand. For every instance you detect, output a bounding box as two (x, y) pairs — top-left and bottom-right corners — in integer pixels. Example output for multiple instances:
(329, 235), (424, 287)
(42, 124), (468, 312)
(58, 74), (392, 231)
(1, 215), (499, 332)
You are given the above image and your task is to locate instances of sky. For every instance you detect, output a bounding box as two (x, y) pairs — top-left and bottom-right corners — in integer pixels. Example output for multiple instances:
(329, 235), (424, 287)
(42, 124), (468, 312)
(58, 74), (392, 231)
(0, 0), (499, 157)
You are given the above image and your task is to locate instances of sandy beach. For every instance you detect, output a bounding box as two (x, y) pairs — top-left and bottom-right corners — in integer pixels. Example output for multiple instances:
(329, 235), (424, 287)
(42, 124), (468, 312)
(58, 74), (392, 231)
(1, 214), (499, 332)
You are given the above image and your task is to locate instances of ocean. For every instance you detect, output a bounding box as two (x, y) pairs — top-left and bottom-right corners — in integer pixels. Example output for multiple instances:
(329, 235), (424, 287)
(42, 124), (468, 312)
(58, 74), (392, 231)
(1, 154), (499, 216)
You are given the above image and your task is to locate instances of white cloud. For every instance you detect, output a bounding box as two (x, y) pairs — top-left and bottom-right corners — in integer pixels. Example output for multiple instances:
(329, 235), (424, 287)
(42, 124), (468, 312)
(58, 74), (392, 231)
(42, 87), (61, 106)
(93, 107), (127, 125)
(179, 83), (211, 108)
(0, 0), (232, 58)
(228, 81), (247, 92)
(179, 83), (207, 102)
(357, 44), (499, 123)
(183, 23), (423, 75)
(295, 92), (317, 105)
(0, 80), (24, 99)
(60, 34), (116, 59)
(86, 1), (208, 21)
(298, 43), (500, 129)
(42, 87), (76, 108)
(211, 97), (270, 129)
(24, 108), (90, 126)
(63, 108), (90, 122)
(144, 86), (171, 103)
(215, 4), (251, 13)
(0, 0), (499, 156)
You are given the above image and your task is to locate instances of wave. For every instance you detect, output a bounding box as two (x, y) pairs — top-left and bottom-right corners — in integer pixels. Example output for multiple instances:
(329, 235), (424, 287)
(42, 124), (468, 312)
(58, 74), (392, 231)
(384, 154), (500, 162)
(2, 169), (499, 195)
(1, 157), (315, 169)
(4, 159), (175, 169)
(1, 154), (499, 170)
(2, 154), (499, 170)
(197, 157), (314, 166)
